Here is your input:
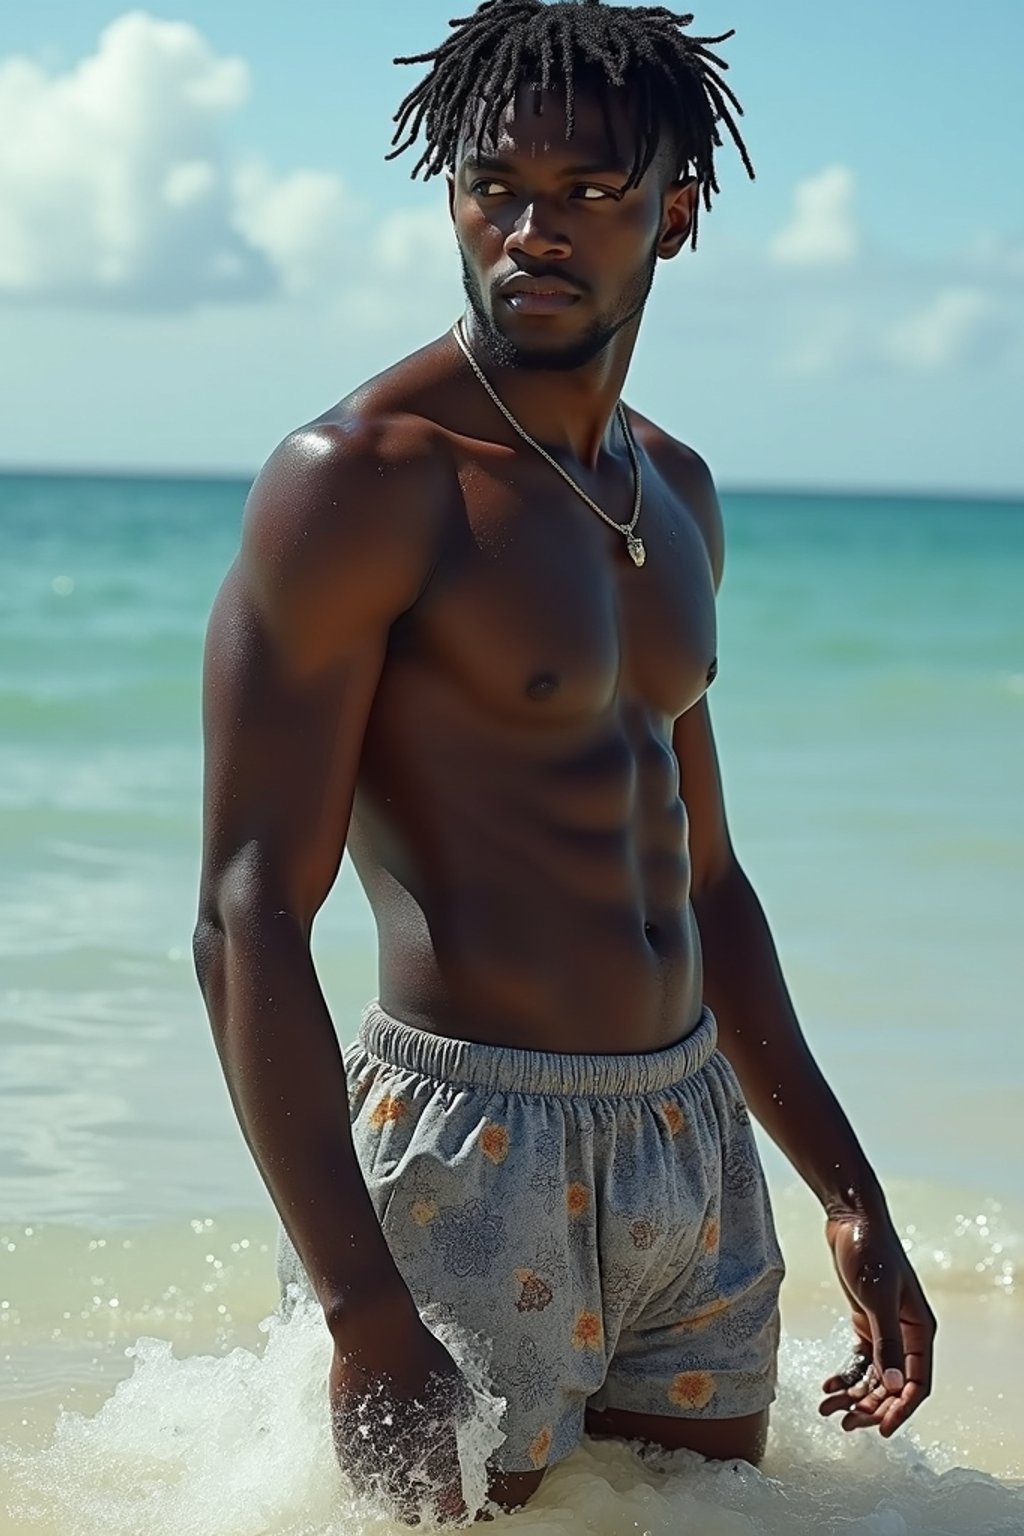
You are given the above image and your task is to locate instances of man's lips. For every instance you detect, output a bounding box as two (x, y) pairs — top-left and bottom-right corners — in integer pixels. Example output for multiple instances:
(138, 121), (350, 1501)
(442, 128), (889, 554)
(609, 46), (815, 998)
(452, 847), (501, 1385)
(496, 276), (583, 314)
(504, 291), (580, 312)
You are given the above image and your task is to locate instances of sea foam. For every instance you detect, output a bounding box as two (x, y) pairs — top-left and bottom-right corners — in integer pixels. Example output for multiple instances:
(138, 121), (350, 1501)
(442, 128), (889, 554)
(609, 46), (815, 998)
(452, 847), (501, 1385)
(3, 1302), (1022, 1536)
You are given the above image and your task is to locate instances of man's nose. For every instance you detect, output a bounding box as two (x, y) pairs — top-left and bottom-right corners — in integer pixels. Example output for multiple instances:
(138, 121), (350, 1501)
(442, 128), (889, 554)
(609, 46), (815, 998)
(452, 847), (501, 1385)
(504, 199), (571, 261)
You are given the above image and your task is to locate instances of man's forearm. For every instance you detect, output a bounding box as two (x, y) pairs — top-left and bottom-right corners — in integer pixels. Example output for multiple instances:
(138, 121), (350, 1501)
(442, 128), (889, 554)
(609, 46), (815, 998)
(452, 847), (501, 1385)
(193, 906), (411, 1330)
(692, 860), (887, 1217)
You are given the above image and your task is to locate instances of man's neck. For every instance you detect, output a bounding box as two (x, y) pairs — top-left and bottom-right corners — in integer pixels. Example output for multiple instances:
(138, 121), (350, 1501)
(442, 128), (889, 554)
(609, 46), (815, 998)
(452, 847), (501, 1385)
(458, 309), (641, 470)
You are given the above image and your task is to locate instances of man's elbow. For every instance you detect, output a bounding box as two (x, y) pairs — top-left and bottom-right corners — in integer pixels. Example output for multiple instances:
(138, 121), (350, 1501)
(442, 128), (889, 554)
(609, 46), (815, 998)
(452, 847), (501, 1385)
(192, 911), (225, 991)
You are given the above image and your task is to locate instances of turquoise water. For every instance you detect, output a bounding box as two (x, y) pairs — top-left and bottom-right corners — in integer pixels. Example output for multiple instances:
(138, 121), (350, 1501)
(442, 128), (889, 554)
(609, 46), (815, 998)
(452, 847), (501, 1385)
(2, 472), (1023, 1532)
(3, 472), (1021, 1222)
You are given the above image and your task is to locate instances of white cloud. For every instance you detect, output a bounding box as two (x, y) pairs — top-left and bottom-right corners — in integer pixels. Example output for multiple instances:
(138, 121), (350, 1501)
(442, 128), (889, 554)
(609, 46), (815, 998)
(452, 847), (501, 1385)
(884, 286), (997, 370)
(231, 160), (355, 298)
(0, 12), (1017, 404)
(373, 204), (454, 276)
(0, 11), (354, 309)
(965, 233), (1024, 284)
(161, 159), (217, 209)
(770, 165), (860, 268)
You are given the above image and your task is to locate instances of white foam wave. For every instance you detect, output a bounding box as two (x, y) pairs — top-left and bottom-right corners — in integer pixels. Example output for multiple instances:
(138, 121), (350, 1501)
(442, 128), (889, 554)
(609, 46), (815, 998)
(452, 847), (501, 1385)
(3, 1305), (1022, 1536)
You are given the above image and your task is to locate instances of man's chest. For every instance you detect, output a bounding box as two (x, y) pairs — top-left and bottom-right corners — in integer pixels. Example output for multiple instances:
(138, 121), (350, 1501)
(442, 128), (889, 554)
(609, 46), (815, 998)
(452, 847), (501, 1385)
(405, 448), (718, 724)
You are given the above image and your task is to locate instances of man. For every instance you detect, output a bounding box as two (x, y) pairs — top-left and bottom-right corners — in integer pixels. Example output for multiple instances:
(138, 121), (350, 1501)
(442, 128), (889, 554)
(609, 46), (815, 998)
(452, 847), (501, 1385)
(193, 0), (936, 1522)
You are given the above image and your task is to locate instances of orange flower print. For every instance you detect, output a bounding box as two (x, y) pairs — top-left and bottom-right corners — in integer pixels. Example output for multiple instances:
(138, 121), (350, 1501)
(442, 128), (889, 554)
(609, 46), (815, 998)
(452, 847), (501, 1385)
(514, 1268), (554, 1313)
(702, 1217), (720, 1254)
(411, 1199), (438, 1226)
(571, 1308), (603, 1351)
(479, 1121), (510, 1164)
(368, 1093), (407, 1129)
(661, 1100), (686, 1137)
(566, 1182), (590, 1218)
(528, 1426), (553, 1469)
(668, 1371), (716, 1410)
(673, 1298), (728, 1333)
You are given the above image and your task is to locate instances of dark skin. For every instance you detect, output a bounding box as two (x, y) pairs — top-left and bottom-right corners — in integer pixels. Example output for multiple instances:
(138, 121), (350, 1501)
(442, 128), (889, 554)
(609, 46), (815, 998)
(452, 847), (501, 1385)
(193, 85), (936, 1522)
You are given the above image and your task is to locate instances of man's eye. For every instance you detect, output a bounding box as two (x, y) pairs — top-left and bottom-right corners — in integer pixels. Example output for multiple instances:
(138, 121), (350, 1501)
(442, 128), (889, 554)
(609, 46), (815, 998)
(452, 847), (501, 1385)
(471, 180), (509, 196)
(575, 185), (619, 201)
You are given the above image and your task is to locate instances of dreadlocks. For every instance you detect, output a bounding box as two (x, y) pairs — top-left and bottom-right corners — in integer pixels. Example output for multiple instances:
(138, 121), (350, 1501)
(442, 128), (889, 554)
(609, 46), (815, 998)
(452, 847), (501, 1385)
(387, 0), (753, 249)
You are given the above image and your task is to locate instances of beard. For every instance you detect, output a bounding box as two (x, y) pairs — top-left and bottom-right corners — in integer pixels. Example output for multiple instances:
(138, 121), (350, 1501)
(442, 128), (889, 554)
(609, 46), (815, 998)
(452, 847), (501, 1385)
(458, 239), (659, 372)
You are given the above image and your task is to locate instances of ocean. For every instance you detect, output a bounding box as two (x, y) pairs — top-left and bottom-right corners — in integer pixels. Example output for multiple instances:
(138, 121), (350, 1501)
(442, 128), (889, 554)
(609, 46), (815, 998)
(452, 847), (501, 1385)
(1, 470), (1022, 1534)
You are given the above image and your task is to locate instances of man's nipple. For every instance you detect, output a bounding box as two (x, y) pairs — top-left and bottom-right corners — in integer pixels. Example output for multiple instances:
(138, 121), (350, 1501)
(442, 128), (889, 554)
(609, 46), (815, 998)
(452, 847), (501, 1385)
(526, 672), (560, 701)
(706, 657), (719, 686)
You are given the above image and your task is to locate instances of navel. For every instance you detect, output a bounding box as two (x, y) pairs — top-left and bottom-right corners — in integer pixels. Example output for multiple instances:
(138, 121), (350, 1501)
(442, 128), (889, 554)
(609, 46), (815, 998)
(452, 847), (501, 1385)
(526, 672), (560, 701)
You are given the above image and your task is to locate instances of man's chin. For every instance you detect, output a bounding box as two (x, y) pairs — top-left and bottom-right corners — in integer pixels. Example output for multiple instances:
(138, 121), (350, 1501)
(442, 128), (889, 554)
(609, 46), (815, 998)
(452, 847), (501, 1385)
(477, 317), (611, 373)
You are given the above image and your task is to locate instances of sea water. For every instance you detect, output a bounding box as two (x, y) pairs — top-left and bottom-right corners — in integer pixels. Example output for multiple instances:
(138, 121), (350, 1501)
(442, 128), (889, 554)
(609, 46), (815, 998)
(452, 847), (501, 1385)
(1, 472), (1023, 1532)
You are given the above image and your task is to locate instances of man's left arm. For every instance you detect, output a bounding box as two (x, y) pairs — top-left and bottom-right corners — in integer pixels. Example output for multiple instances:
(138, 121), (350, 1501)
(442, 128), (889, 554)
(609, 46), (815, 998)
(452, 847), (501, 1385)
(675, 694), (936, 1436)
(669, 451), (936, 1437)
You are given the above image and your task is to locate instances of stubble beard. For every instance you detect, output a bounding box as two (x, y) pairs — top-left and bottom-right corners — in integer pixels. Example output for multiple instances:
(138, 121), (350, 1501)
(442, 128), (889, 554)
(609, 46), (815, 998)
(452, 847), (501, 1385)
(457, 240), (659, 373)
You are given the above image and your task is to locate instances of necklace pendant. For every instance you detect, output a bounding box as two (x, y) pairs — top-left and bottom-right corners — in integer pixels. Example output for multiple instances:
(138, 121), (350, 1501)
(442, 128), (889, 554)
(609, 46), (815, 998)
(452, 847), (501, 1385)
(626, 533), (646, 568)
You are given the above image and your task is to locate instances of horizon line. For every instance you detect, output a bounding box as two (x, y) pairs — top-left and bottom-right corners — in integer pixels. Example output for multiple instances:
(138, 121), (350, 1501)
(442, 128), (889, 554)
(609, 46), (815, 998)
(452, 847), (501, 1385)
(0, 462), (1022, 507)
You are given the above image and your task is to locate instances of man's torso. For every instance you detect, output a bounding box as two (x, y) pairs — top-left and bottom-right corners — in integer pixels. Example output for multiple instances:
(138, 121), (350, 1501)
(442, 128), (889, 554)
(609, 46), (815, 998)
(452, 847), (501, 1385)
(323, 336), (720, 1052)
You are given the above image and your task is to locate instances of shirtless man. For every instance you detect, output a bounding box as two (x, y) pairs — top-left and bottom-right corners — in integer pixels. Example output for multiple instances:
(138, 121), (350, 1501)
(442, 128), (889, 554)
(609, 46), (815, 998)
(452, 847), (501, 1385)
(193, 1), (936, 1521)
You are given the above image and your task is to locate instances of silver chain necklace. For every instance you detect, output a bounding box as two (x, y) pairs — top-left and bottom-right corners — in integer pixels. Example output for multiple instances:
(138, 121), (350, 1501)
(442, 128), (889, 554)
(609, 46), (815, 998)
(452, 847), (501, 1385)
(451, 317), (646, 568)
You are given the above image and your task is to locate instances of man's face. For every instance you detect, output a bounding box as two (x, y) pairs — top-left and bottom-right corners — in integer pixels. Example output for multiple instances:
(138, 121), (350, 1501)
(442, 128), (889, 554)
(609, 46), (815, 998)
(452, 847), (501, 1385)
(448, 83), (694, 371)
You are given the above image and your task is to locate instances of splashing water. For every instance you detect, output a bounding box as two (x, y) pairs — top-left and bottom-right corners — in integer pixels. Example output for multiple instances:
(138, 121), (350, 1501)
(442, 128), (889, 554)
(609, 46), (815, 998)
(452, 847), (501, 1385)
(3, 1301), (1022, 1536)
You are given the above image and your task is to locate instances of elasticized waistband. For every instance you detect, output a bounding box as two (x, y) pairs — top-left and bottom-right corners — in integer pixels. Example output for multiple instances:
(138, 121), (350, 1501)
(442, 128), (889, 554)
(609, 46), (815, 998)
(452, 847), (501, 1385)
(357, 1002), (718, 1098)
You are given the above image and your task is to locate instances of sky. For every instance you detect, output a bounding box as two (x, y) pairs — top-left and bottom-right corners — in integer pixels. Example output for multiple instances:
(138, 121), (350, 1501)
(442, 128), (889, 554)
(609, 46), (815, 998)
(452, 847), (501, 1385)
(1, 1), (1022, 494)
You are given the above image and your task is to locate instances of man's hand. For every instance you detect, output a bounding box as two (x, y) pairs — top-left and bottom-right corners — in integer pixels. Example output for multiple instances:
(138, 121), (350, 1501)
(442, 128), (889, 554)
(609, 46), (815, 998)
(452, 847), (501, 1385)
(820, 1209), (937, 1437)
(330, 1291), (474, 1525)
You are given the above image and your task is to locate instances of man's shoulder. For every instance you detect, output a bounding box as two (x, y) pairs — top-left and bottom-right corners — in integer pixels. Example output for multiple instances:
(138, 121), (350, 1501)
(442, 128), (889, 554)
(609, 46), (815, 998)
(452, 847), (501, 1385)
(259, 404), (453, 524)
(250, 333), (463, 529)
(628, 411), (724, 590)
(244, 397), (455, 575)
(236, 353), (462, 631)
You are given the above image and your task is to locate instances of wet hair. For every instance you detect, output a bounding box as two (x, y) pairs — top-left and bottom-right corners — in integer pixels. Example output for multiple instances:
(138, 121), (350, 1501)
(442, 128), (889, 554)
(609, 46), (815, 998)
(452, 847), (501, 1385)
(387, 0), (754, 248)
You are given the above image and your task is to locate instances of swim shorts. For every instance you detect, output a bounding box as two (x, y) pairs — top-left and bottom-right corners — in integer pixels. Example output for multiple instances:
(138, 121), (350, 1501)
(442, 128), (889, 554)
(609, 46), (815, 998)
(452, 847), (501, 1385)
(277, 1001), (785, 1475)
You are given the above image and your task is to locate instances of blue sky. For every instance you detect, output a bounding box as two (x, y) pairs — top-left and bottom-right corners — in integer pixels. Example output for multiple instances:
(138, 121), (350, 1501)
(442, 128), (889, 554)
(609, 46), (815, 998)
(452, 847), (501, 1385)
(1, 1), (1022, 492)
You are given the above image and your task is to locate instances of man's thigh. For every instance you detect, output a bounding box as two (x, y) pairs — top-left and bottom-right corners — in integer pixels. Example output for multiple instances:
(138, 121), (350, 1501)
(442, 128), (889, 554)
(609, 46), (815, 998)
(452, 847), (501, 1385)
(584, 1404), (769, 1465)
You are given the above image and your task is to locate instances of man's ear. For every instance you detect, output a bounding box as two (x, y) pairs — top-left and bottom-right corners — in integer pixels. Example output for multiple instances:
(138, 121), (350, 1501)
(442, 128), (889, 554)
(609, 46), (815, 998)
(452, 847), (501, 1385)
(657, 178), (698, 259)
(447, 172), (456, 224)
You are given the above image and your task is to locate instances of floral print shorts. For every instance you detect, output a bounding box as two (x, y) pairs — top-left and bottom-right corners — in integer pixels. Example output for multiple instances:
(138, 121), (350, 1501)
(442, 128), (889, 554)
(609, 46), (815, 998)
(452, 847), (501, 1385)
(277, 1001), (785, 1476)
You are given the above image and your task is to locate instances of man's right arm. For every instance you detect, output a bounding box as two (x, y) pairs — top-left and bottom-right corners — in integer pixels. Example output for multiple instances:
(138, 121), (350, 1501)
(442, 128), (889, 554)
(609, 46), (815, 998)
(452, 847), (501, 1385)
(192, 416), (443, 1335)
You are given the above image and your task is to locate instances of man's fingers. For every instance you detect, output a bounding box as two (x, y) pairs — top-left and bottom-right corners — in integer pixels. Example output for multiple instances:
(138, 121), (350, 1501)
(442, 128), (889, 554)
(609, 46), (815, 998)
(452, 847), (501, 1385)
(839, 1369), (932, 1436)
(872, 1332), (905, 1393)
(840, 1379), (889, 1431)
(878, 1379), (926, 1438)
(821, 1358), (887, 1427)
(819, 1377), (875, 1417)
(822, 1343), (871, 1394)
(335, 1408), (467, 1523)
(387, 1452), (466, 1525)
(820, 1240), (936, 1439)
(422, 1436), (468, 1520)
(866, 1286), (906, 1393)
